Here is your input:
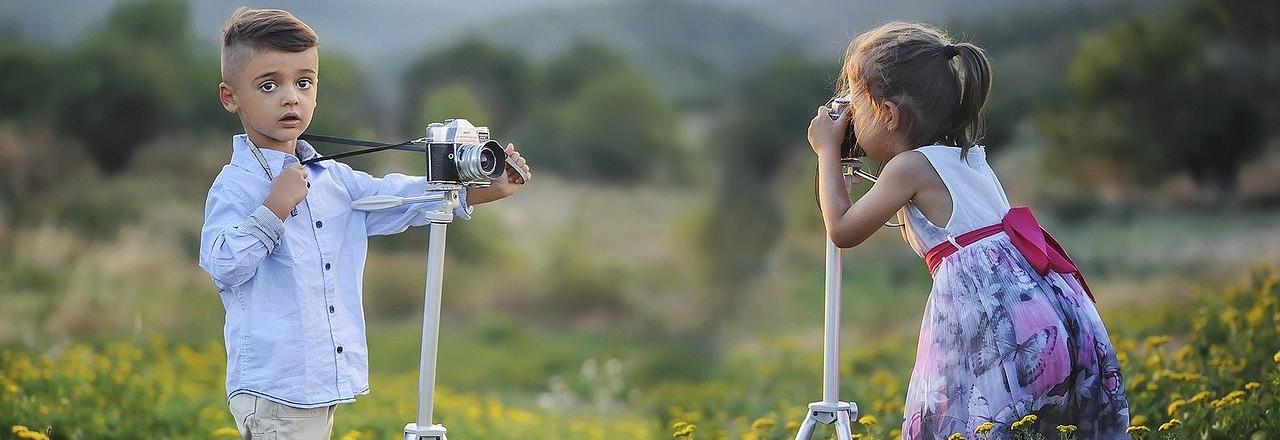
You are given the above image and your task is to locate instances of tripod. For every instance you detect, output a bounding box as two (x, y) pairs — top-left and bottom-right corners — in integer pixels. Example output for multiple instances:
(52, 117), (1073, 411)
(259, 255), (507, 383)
(792, 162), (861, 440)
(350, 185), (460, 440)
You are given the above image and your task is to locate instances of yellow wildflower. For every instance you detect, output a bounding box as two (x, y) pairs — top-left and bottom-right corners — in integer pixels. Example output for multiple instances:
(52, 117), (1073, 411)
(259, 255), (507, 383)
(750, 417), (775, 430)
(1126, 425), (1150, 434)
(859, 415), (879, 426)
(11, 425), (29, 434)
(947, 433), (966, 440)
(975, 421), (995, 434)
(1187, 391), (1210, 404)
(1166, 399), (1186, 416)
(1245, 382), (1261, 391)
(211, 427), (241, 437)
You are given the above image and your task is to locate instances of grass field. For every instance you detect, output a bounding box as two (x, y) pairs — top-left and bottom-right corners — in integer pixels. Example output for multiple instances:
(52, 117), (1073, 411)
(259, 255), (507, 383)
(2, 141), (1279, 439)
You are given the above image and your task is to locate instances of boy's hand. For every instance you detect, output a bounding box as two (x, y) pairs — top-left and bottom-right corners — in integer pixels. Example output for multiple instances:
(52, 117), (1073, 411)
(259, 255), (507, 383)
(264, 164), (308, 220)
(491, 143), (530, 197)
(466, 143), (531, 206)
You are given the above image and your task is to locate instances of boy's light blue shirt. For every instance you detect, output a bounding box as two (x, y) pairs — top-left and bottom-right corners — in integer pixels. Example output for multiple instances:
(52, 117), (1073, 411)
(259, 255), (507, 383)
(198, 134), (470, 408)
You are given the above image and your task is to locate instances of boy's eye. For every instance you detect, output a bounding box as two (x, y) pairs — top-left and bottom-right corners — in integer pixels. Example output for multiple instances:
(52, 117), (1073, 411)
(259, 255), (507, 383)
(259, 81), (277, 93)
(296, 79), (313, 89)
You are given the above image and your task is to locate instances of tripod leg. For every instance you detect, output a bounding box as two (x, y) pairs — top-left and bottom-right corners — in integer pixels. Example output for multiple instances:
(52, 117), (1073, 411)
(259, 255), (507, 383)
(793, 415), (817, 440)
(834, 410), (854, 440)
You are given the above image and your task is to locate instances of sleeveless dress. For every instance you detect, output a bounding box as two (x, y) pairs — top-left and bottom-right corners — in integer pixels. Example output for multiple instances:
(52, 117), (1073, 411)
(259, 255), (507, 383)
(896, 145), (1130, 439)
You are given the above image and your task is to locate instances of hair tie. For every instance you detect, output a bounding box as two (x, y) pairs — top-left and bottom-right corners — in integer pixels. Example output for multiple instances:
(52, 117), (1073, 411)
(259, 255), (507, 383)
(944, 44), (960, 59)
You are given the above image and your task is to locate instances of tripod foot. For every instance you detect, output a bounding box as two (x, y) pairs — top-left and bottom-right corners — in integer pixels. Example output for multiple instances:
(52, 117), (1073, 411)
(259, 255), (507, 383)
(404, 423), (447, 440)
(791, 401), (859, 440)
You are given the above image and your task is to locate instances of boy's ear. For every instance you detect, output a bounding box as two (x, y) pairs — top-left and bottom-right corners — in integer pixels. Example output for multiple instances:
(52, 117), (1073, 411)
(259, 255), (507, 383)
(219, 81), (239, 113)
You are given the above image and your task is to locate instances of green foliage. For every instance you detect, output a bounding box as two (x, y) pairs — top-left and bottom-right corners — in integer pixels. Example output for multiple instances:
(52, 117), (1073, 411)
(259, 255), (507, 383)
(1044, 0), (1274, 190)
(308, 54), (375, 136)
(0, 39), (49, 120)
(542, 67), (682, 183)
(401, 38), (533, 134)
(542, 40), (631, 101)
(416, 83), (490, 129)
(54, 38), (177, 175)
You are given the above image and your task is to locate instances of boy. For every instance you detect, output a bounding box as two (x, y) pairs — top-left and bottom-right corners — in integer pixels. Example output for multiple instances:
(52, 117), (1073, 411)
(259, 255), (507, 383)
(198, 8), (531, 439)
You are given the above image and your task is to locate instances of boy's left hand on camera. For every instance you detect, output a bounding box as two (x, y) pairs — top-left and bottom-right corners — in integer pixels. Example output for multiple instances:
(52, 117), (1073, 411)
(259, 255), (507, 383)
(808, 104), (850, 156)
(493, 143), (530, 197)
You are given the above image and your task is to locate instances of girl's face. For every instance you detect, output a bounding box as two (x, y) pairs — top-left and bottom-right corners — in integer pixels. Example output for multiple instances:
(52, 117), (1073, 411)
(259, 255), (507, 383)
(849, 89), (898, 163)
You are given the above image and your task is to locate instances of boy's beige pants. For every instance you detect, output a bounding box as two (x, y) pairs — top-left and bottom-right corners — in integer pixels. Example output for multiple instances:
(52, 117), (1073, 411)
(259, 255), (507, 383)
(228, 393), (336, 440)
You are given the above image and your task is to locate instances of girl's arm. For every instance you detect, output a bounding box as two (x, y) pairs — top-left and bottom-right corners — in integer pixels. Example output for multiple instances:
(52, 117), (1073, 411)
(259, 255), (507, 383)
(815, 152), (925, 248)
(808, 105), (923, 248)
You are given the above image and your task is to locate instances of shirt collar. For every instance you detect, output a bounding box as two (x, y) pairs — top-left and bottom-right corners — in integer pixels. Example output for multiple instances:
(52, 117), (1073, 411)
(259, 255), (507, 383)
(231, 134), (326, 177)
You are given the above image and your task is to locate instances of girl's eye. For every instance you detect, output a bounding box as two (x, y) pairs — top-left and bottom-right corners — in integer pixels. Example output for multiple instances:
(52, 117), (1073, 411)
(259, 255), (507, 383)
(259, 81), (277, 93)
(296, 79), (313, 89)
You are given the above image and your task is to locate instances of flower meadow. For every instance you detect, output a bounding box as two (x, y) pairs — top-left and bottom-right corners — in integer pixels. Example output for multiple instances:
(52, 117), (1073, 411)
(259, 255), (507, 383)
(4, 269), (1277, 439)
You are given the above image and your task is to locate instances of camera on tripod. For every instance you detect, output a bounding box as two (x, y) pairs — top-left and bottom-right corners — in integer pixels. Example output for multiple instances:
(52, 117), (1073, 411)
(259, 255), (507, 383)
(420, 118), (507, 185)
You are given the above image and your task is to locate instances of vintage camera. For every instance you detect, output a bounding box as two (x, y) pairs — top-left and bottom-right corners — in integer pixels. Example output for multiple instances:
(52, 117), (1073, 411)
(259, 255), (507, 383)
(421, 119), (506, 185)
(826, 94), (861, 161)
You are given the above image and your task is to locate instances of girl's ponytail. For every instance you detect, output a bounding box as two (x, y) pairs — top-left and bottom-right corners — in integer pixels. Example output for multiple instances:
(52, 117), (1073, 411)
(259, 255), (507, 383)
(839, 22), (995, 157)
(948, 42), (993, 158)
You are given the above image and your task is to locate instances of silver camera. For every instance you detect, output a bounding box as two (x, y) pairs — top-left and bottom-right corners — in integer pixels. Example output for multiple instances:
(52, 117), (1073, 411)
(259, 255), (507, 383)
(421, 119), (506, 185)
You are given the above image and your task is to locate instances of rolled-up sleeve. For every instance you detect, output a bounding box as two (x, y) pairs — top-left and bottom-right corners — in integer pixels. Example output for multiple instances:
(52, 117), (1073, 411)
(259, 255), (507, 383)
(199, 184), (284, 290)
(347, 171), (471, 236)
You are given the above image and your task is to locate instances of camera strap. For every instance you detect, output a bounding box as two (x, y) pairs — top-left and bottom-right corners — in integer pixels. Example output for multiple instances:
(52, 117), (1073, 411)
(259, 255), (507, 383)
(298, 133), (418, 166)
(245, 139), (299, 217)
(299, 133), (531, 183)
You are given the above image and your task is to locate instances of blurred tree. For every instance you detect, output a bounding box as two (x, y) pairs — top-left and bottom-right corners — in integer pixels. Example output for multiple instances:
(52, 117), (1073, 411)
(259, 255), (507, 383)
(51, 0), (193, 174)
(542, 39), (630, 101)
(543, 67), (681, 183)
(0, 38), (48, 120)
(308, 53), (375, 136)
(1044, 0), (1275, 191)
(55, 38), (178, 175)
(402, 38), (533, 134)
(417, 83), (490, 127)
(690, 56), (834, 338)
(717, 56), (836, 182)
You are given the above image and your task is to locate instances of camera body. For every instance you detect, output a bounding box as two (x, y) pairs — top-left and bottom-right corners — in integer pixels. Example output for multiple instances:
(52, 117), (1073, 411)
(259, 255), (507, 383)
(827, 94), (861, 162)
(421, 119), (506, 185)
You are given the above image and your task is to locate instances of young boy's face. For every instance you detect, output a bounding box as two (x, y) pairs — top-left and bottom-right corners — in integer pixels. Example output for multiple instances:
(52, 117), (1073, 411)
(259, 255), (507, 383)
(220, 47), (318, 149)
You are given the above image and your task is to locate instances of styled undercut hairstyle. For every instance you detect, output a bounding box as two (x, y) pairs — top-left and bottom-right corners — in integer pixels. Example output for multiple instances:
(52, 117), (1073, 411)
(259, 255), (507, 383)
(220, 7), (319, 83)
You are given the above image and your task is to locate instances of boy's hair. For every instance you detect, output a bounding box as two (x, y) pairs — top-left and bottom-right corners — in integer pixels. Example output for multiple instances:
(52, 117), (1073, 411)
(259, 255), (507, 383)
(837, 21), (993, 157)
(220, 7), (319, 82)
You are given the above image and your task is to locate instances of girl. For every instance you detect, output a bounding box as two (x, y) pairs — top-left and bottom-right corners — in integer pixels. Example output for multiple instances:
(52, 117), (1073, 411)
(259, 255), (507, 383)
(807, 22), (1130, 439)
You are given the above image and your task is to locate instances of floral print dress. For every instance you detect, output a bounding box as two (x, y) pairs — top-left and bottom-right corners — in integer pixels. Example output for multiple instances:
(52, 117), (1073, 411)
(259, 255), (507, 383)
(895, 146), (1129, 439)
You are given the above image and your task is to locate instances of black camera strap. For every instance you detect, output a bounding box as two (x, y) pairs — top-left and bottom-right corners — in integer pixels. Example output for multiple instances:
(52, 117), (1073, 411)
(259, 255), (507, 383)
(298, 133), (419, 165)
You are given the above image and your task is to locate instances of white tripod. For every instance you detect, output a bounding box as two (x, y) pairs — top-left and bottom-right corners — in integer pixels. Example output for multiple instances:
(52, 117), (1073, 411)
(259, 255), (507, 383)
(351, 186), (459, 440)
(792, 162), (861, 440)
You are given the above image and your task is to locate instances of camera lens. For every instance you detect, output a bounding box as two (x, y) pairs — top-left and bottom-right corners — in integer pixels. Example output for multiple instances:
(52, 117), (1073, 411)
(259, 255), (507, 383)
(455, 140), (506, 181)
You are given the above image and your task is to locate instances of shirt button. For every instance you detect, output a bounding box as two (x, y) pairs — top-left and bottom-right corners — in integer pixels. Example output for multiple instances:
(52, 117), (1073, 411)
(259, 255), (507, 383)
(329, 306), (335, 313)
(324, 262), (331, 270)
(306, 182), (311, 188)
(336, 346), (343, 354)
(315, 220), (323, 228)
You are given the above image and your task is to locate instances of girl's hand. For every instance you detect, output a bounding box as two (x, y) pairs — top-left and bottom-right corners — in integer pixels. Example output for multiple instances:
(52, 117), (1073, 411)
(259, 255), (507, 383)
(808, 104), (850, 156)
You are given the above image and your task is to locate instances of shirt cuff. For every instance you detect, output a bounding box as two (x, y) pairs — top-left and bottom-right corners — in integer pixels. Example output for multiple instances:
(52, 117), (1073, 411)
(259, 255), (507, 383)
(454, 186), (473, 220)
(246, 204), (286, 248)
